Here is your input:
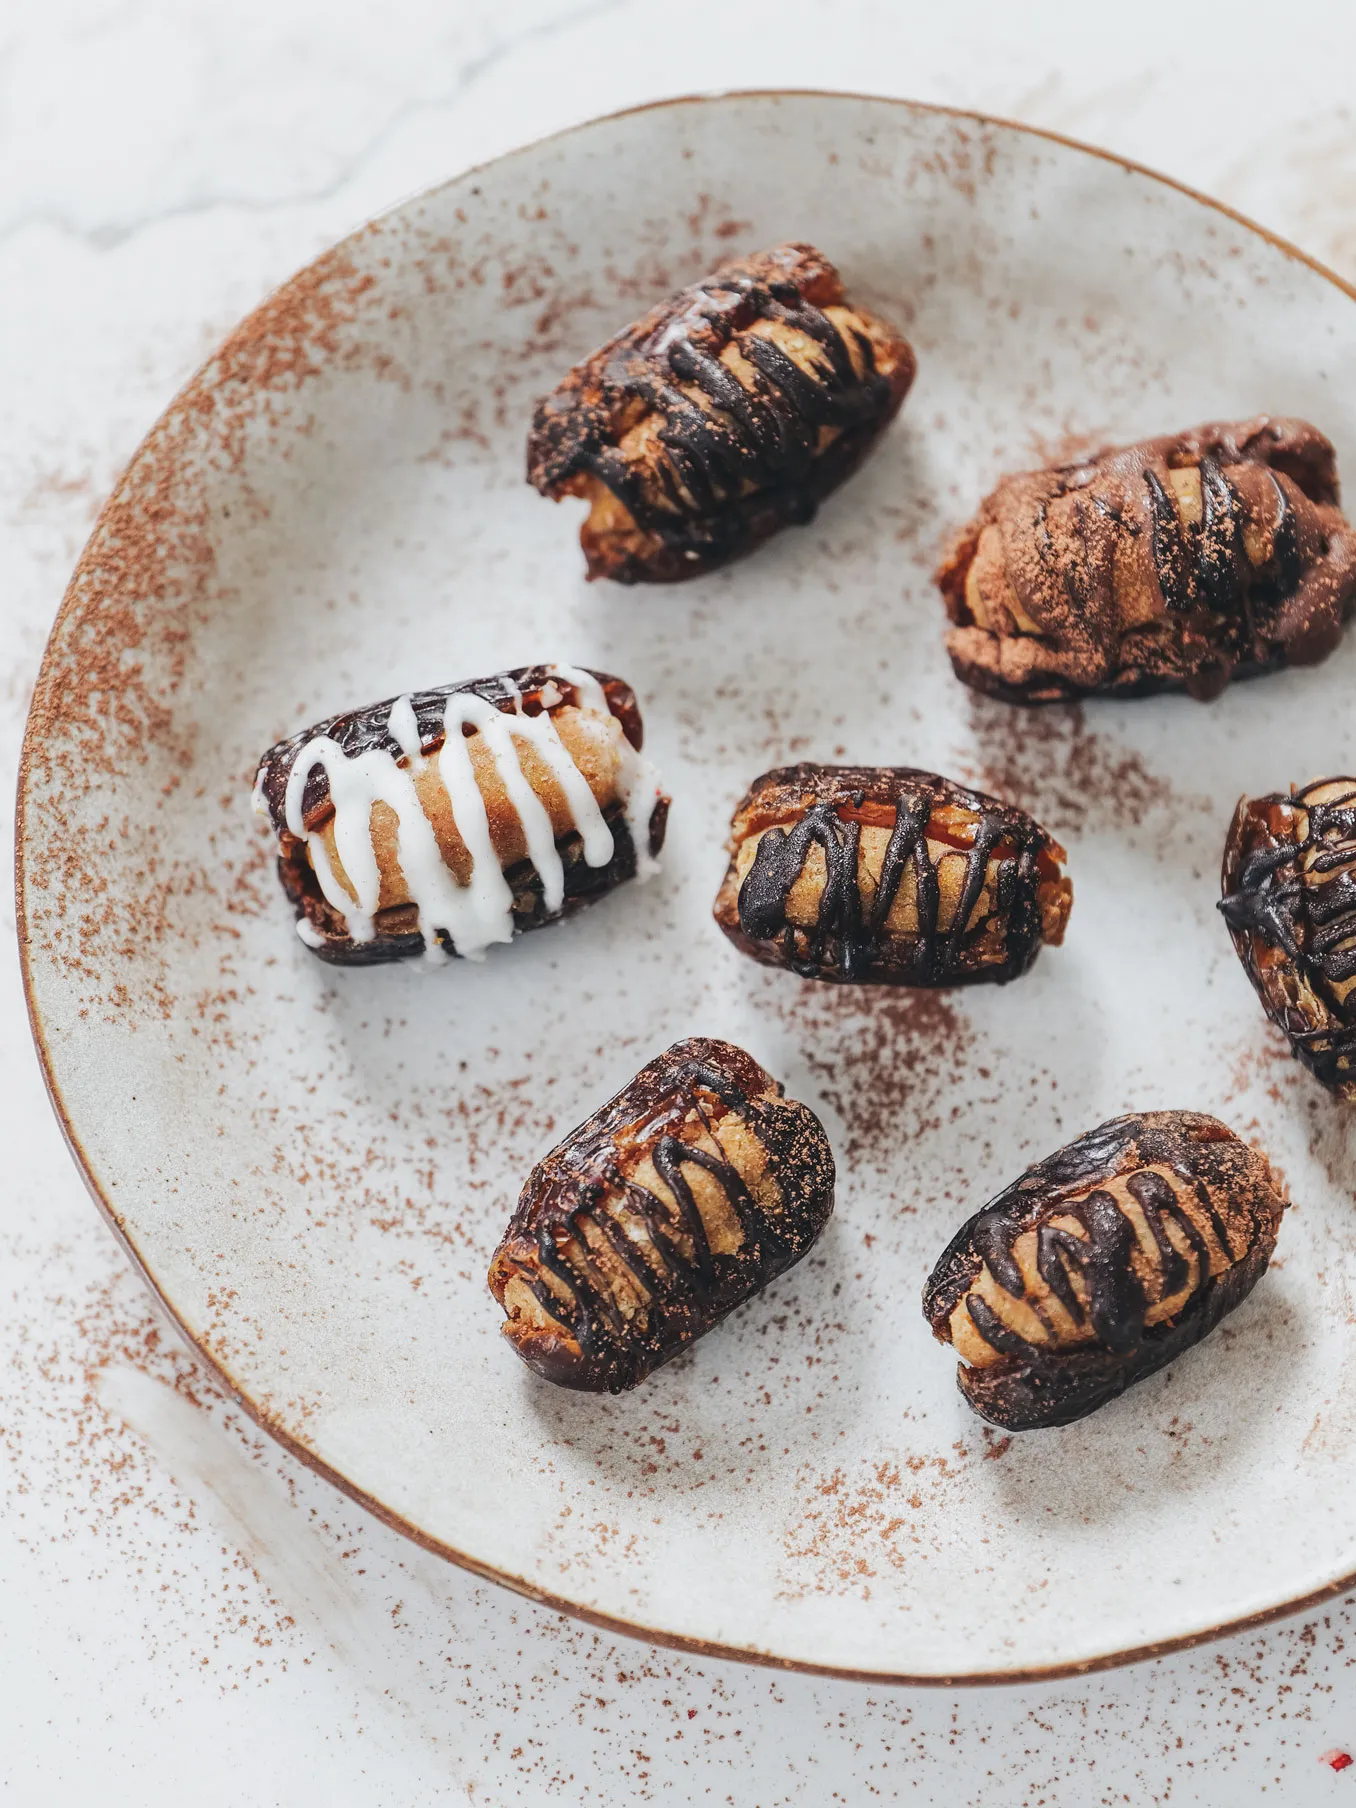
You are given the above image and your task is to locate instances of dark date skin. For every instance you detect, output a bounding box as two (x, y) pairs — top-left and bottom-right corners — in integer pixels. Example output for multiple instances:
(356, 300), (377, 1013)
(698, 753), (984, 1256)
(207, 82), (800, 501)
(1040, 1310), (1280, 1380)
(1220, 776), (1356, 1098)
(712, 763), (1071, 986)
(922, 1112), (1286, 1431)
(527, 243), (916, 583)
(939, 416), (1356, 703)
(488, 1038), (835, 1392)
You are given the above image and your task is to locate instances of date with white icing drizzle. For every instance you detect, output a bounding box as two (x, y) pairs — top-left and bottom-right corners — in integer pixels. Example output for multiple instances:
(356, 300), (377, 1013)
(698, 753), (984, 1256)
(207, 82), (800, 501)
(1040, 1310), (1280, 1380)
(252, 664), (669, 966)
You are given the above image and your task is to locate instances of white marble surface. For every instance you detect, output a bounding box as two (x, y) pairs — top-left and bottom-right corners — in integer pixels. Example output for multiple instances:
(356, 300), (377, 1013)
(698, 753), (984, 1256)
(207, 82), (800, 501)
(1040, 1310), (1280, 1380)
(7, 1), (1356, 1799)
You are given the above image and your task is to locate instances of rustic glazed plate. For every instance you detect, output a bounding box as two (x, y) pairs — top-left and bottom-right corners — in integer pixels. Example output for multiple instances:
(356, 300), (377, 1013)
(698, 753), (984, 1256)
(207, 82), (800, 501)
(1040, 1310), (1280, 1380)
(20, 91), (1356, 1683)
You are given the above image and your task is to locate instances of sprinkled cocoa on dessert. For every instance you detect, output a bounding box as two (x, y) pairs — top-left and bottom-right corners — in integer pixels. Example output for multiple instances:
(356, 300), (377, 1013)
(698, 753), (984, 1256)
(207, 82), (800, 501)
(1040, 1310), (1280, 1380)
(938, 417), (1356, 702)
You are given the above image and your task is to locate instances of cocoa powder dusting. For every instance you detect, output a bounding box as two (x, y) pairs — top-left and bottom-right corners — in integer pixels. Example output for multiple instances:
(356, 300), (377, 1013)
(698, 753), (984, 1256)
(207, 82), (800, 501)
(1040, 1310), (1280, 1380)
(960, 693), (1186, 835)
(782, 982), (970, 1174)
(5, 1260), (303, 1668)
(1023, 425), (1109, 470)
(780, 1443), (977, 1601)
(21, 244), (395, 1014)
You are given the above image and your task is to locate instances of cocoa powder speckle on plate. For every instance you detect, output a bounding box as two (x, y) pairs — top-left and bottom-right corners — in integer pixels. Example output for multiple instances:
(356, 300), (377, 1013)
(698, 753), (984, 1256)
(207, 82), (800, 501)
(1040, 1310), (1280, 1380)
(960, 694), (1186, 836)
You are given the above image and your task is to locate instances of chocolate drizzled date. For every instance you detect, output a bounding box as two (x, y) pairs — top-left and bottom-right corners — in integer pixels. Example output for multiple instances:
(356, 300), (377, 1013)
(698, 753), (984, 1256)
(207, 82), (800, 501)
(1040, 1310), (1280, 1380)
(527, 243), (916, 583)
(712, 764), (1071, 986)
(923, 1112), (1286, 1430)
(938, 416), (1356, 702)
(253, 665), (668, 965)
(1220, 777), (1356, 1097)
(488, 1038), (835, 1392)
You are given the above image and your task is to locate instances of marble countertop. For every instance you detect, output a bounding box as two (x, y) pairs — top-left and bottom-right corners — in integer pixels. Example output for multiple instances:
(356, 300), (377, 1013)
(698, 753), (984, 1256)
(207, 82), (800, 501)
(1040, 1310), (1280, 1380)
(6, 2), (1356, 1800)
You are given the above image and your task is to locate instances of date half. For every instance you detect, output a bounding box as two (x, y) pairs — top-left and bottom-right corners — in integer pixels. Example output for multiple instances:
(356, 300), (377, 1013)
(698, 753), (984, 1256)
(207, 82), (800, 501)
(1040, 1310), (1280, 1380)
(1220, 776), (1356, 1098)
(527, 242), (915, 583)
(488, 1038), (836, 1392)
(712, 764), (1071, 985)
(922, 1112), (1286, 1430)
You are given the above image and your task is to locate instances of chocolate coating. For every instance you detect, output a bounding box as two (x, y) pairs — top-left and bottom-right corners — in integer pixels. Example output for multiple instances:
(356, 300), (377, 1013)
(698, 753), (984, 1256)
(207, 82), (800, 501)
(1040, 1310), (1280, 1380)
(254, 666), (668, 964)
(923, 1112), (1286, 1430)
(938, 416), (1356, 702)
(1220, 776), (1356, 1097)
(488, 1037), (836, 1392)
(712, 763), (1071, 986)
(527, 243), (916, 582)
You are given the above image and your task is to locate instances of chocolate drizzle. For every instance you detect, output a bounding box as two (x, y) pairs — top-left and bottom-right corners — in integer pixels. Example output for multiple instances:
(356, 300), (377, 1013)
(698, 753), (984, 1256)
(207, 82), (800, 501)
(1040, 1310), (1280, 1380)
(488, 1038), (836, 1392)
(1220, 777), (1356, 1095)
(923, 1112), (1286, 1431)
(1145, 469), (1191, 614)
(527, 244), (916, 582)
(584, 278), (888, 539)
(714, 764), (1069, 988)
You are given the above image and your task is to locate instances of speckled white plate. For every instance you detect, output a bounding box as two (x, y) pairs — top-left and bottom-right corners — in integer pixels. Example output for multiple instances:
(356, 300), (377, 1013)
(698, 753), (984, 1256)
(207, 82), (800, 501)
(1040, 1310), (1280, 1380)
(20, 91), (1356, 1683)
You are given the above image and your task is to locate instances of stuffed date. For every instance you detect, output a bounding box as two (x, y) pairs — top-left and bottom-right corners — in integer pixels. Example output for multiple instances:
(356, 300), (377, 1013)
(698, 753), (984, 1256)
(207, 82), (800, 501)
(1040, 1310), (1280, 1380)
(938, 416), (1356, 702)
(527, 242), (916, 583)
(252, 664), (668, 964)
(488, 1037), (836, 1391)
(1220, 776), (1356, 1098)
(712, 763), (1071, 986)
(922, 1111), (1287, 1431)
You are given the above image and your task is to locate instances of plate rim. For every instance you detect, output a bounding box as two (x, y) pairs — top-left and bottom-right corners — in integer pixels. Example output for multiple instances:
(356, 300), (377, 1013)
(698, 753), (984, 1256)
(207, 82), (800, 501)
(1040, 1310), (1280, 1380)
(17, 85), (1356, 1687)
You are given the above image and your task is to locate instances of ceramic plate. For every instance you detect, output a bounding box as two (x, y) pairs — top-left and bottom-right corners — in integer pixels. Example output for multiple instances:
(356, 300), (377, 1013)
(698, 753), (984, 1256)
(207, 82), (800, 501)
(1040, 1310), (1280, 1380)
(20, 91), (1356, 1683)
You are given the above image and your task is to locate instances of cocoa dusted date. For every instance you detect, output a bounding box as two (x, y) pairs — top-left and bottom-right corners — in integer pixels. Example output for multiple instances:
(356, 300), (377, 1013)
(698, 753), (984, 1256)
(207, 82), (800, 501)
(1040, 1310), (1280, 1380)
(487, 1038), (835, 1392)
(252, 664), (668, 965)
(1220, 776), (1356, 1098)
(922, 1112), (1287, 1430)
(712, 763), (1071, 986)
(937, 416), (1356, 702)
(526, 243), (916, 583)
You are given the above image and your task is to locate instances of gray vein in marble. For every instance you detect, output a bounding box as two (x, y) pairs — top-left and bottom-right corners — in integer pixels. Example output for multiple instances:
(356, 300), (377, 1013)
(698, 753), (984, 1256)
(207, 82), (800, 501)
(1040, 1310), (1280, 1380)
(0, 0), (634, 253)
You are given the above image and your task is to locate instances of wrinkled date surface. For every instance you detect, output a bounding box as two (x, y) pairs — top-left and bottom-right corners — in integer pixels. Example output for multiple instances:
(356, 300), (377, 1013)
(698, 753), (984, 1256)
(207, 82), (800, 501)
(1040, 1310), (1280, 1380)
(938, 415), (1356, 702)
(1220, 776), (1356, 1097)
(253, 665), (668, 965)
(922, 1112), (1286, 1430)
(712, 763), (1071, 986)
(488, 1038), (836, 1391)
(526, 242), (916, 583)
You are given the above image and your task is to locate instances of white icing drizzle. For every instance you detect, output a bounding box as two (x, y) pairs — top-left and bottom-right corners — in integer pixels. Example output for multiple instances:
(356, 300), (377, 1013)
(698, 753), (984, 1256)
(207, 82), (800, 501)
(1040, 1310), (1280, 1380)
(649, 284), (747, 356)
(386, 693), (425, 772)
(283, 730), (478, 959)
(281, 669), (663, 962)
(547, 663), (664, 883)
